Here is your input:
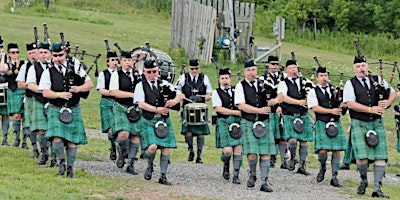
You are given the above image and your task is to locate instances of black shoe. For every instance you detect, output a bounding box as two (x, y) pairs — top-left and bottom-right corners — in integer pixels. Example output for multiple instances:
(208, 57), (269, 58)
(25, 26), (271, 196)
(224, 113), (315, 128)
(340, 164), (350, 170)
(57, 160), (66, 176)
(12, 139), (20, 147)
(288, 159), (296, 171)
(223, 164), (230, 180)
(139, 151), (145, 159)
(372, 190), (389, 198)
(38, 153), (49, 165)
(188, 151), (194, 162)
(330, 178), (343, 188)
(126, 166), (138, 175)
(109, 146), (117, 161)
(116, 149), (125, 168)
(260, 182), (273, 192)
(21, 142), (28, 149)
(357, 180), (368, 194)
(144, 165), (153, 180)
(50, 159), (57, 168)
(158, 174), (172, 185)
(247, 175), (256, 188)
(316, 169), (326, 182)
(232, 176), (240, 184)
(196, 157), (203, 164)
(2, 140), (8, 146)
(396, 173), (400, 177)
(66, 166), (74, 178)
(297, 167), (310, 176)
(280, 162), (288, 169)
(32, 149), (39, 158)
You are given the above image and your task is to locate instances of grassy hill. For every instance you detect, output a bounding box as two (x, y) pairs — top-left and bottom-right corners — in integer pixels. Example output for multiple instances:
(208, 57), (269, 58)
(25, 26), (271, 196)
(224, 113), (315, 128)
(0, 1), (399, 199)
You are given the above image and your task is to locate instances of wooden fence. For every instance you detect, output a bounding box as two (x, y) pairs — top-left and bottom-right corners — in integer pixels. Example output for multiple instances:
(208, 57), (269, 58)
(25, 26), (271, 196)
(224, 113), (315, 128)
(171, 0), (255, 63)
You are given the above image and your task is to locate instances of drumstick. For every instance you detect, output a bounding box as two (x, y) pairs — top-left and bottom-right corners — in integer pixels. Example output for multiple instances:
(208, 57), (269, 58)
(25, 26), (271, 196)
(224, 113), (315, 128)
(184, 97), (195, 103)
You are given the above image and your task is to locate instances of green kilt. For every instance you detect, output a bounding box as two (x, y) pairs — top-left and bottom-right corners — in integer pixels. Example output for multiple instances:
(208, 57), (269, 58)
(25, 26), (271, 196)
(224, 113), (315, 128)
(314, 120), (346, 153)
(7, 88), (25, 115)
(350, 119), (388, 161)
(45, 105), (87, 145)
(113, 103), (141, 137)
(282, 114), (314, 142)
(241, 119), (277, 155)
(180, 111), (210, 135)
(141, 116), (177, 149)
(215, 116), (243, 148)
(30, 99), (48, 132)
(0, 105), (7, 116)
(343, 134), (355, 164)
(397, 128), (400, 153)
(23, 97), (33, 128)
(270, 112), (283, 139)
(100, 98), (115, 133)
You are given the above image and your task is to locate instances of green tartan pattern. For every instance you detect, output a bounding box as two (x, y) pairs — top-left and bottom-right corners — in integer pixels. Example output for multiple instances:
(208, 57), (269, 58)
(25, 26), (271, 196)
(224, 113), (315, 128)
(30, 99), (48, 132)
(215, 116), (243, 148)
(46, 105), (87, 145)
(180, 110), (210, 135)
(100, 98), (115, 133)
(397, 129), (400, 153)
(350, 119), (388, 161)
(270, 112), (283, 139)
(313, 120), (347, 153)
(7, 88), (25, 115)
(0, 105), (7, 116)
(113, 103), (141, 137)
(343, 134), (355, 164)
(23, 97), (33, 128)
(140, 116), (177, 149)
(241, 119), (277, 155)
(282, 114), (314, 142)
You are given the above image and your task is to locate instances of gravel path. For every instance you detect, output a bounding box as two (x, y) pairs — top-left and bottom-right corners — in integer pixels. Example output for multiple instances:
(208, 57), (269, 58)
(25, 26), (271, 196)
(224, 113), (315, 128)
(79, 129), (400, 200)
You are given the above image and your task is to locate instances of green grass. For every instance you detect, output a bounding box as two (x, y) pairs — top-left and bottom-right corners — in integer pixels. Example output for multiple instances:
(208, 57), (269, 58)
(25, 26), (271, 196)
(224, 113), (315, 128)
(0, 1), (399, 199)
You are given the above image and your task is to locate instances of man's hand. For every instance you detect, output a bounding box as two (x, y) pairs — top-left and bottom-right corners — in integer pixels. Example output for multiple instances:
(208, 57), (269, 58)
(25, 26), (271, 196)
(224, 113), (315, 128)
(331, 108), (342, 115)
(157, 107), (169, 115)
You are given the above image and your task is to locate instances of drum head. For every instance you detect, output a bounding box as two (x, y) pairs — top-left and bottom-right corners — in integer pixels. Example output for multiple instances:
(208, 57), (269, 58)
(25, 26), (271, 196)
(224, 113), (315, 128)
(293, 118), (304, 133)
(365, 130), (379, 147)
(59, 107), (72, 124)
(229, 123), (242, 139)
(325, 122), (338, 137)
(252, 121), (266, 138)
(155, 121), (168, 138)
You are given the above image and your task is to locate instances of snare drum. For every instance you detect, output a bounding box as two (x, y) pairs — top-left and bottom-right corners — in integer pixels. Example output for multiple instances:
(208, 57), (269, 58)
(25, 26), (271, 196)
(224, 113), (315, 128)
(183, 103), (208, 125)
(0, 83), (8, 106)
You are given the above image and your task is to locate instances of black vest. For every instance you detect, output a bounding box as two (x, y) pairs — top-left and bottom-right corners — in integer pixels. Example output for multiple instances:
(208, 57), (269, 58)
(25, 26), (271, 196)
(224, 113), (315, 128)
(315, 86), (340, 122)
(216, 86), (238, 119)
(241, 80), (268, 121)
(48, 67), (80, 107)
(281, 78), (307, 115)
(24, 61), (34, 98)
(32, 63), (47, 103)
(115, 70), (136, 107)
(5, 60), (25, 92)
(182, 73), (206, 106)
(101, 69), (114, 99)
(142, 80), (168, 120)
(349, 77), (380, 121)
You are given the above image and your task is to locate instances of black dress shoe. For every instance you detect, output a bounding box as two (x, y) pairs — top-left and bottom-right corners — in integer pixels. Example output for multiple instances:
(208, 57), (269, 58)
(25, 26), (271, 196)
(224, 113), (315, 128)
(280, 163), (288, 169)
(50, 159), (57, 168)
(288, 159), (296, 171)
(38, 153), (48, 165)
(330, 178), (343, 188)
(32, 149), (39, 158)
(340, 164), (350, 170)
(1, 140), (8, 146)
(21, 142), (28, 149)
(196, 157), (203, 164)
(57, 163), (66, 176)
(316, 169), (326, 182)
(372, 190), (389, 198)
(127, 166), (138, 175)
(116, 151), (125, 168)
(222, 164), (230, 180)
(247, 175), (256, 188)
(260, 182), (273, 192)
(13, 139), (20, 147)
(396, 173), (400, 177)
(66, 166), (74, 178)
(188, 151), (194, 162)
(158, 174), (172, 185)
(109, 147), (117, 161)
(297, 167), (310, 176)
(357, 180), (368, 194)
(232, 175), (240, 184)
(144, 166), (153, 180)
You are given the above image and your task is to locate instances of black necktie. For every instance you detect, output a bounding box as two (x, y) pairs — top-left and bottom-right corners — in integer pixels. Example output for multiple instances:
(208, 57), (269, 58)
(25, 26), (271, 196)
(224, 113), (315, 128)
(151, 81), (157, 91)
(292, 78), (299, 91)
(250, 81), (256, 92)
(126, 71), (131, 82)
(322, 86), (330, 98)
(58, 65), (62, 74)
(362, 78), (369, 90)
(45, 63), (49, 69)
(192, 76), (196, 83)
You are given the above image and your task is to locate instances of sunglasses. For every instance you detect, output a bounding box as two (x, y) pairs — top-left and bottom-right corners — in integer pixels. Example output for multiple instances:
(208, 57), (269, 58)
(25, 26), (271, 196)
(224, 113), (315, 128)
(190, 67), (199, 71)
(52, 53), (64, 57)
(9, 51), (19, 54)
(110, 58), (118, 61)
(270, 63), (279, 66)
(146, 70), (158, 74)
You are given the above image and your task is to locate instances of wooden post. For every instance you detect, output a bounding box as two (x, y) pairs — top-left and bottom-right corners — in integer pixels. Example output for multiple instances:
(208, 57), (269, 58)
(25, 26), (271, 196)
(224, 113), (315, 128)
(228, 0), (235, 63)
(313, 17), (317, 40)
